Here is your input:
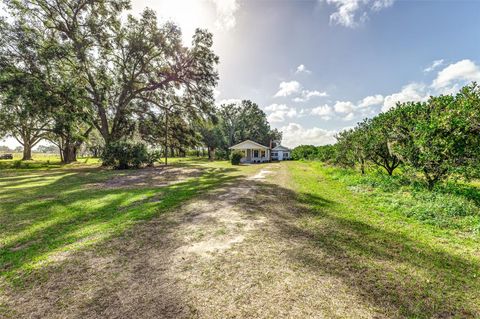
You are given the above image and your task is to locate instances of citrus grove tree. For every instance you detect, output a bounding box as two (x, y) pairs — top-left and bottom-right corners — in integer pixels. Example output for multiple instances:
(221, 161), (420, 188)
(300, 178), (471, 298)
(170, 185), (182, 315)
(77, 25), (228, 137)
(292, 83), (480, 190)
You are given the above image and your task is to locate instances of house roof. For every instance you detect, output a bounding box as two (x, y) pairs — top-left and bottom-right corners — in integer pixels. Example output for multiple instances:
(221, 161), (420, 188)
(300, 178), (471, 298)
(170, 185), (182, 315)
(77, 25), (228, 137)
(272, 145), (290, 151)
(229, 139), (270, 150)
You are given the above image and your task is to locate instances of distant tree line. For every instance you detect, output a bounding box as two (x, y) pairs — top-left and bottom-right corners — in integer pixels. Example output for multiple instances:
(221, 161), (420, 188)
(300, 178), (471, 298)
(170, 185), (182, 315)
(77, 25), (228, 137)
(292, 83), (480, 189)
(0, 0), (280, 168)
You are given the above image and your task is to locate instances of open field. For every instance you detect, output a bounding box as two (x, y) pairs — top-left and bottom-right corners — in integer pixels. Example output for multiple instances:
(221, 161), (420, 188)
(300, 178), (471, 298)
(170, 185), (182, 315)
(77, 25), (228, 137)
(1, 159), (479, 318)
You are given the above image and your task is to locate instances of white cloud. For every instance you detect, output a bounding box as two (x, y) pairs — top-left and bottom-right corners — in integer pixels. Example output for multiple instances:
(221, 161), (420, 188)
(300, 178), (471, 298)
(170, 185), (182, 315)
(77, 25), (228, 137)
(371, 0), (395, 11)
(311, 105), (333, 116)
(333, 101), (355, 113)
(130, 0), (239, 43)
(358, 94), (384, 107)
(274, 81), (302, 97)
(343, 112), (355, 121)
(293, 90), (328, 102)
(218, 98), (241, 106)
(266, 104), (299, 123)
(280, 123), (337, 147)
(311, 105), (334, 120)
(423, 59), (444, 73)
(325, 0), (395, 28)
(296, 64), (312, 74)
(213, 88), (221, 100)
(209, 0), (240, 30)
(382, 83), (428, 112)
(265, 103), (288, 112)
(431, 59), (480, 90)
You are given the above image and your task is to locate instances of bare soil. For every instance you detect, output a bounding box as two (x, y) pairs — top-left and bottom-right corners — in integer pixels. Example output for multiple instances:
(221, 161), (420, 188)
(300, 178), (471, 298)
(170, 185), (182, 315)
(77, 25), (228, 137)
(1, 164), (386, 318)
(90, 166), (203, 189)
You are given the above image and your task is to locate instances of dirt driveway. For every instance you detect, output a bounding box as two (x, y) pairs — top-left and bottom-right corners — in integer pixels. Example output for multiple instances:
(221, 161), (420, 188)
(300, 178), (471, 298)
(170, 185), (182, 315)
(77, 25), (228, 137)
(2, 163), (385, 318)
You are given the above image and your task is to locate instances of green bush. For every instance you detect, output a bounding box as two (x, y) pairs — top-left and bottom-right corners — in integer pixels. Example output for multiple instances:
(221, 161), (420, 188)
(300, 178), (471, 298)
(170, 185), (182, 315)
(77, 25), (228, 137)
(145, 150), (162, 167)
(230, 151), (243, 165)
(408, 192), (479, 223)
(101, 141), (157, 169)
(12, 160), (22, 169)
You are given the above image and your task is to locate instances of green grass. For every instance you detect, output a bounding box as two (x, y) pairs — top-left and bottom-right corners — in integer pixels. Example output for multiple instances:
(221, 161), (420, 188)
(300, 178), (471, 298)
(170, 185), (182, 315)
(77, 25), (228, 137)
(318, 164), (480, 233)
(288, 161), (480, 317)
(0, 153), (101, 169)
(0, 159), (256, 286)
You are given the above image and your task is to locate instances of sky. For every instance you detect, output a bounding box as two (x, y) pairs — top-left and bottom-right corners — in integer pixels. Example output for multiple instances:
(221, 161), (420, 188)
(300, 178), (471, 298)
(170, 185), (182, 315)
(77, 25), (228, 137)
(2, 0), (480, 148)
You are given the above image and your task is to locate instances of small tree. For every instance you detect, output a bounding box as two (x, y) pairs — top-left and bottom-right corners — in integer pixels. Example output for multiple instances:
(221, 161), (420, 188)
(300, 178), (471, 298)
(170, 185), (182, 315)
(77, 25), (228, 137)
(389, 92), (480, 189)
(102, 141), (150, 170)
(335, 127), (368, 174)
(362, 115), (401, 176)
(230, 151), (243, 165)
(316, 145), (336, 162)
(292, 145), (318, 160)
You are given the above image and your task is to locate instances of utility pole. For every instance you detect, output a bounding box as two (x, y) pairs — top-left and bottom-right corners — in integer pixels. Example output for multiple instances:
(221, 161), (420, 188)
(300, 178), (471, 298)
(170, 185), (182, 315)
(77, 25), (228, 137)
(164, 108), (169, 166)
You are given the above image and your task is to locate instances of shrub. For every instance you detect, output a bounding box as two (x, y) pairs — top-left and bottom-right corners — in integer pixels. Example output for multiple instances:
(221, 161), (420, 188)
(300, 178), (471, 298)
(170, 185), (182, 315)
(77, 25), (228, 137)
(230, 151), (243, 165)
(215, 149), (228, 160)
(407, 192), (479, 227)
(145, 150), (162, 167)
(101, 141), (155, 169)
(292, 145), (317, 160)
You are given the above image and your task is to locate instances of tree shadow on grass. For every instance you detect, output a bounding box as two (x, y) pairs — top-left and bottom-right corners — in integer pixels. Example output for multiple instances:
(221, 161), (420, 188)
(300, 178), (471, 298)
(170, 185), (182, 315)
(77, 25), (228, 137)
(0, 164), (240, 286)
(2, 164), (479, 318)
(242, 180), (480, 318)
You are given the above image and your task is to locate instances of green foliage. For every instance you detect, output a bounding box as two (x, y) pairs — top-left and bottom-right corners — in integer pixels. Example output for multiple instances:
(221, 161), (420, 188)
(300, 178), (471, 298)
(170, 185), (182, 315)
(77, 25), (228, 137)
(388, 88), (480, 189)
(2, 0), (219, 155)
(292, 145), (316, 160)
(230, 151), (243, 165)
(145, 150), (162, 167)
(316, 145), (336, 162)
(292, 145), (336, 161)
(289, 161), (480, 317)
(12, 161), (22, 169)
(407, 193), (479, 226)
(320, 162), (480, 232)
(218, 101), (281, 153)
(322, 83), (480, 189)
(361, 114), (401, 175)
(102, 141), (157, 169)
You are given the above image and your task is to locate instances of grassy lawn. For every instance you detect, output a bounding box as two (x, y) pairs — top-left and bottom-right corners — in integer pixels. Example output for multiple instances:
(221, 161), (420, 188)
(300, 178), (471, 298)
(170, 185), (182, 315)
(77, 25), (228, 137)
(287, 161), (480, 317)
(0, 158), (258, 287)
(0, 153), (101, 169)
(2, 158), (479, 317)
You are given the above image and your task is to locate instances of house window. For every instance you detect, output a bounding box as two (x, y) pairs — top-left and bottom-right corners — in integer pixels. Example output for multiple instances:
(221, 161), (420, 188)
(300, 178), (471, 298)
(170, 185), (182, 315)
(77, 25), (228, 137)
(284, 152), (289, 158)
(261, 150), (265, 157)
(253, 150), (259, 158)
(272, 152), (278, 157)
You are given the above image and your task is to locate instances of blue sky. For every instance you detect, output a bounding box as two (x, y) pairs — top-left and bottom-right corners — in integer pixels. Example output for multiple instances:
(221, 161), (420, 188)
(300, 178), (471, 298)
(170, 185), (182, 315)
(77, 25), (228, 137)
(2, 0), (480, 148)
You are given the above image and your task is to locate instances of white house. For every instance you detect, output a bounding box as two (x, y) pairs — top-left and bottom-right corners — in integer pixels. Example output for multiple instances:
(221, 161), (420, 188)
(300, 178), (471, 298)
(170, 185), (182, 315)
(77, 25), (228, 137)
(229, 139), (292, 163)
(271, 145), (291, 161)
(229, 140), (271, 163)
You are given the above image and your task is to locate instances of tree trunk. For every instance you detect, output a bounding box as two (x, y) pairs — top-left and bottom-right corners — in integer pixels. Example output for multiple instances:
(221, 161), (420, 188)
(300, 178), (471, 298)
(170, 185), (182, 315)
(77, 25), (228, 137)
(427, 178), (435, 191)
(22, 141), (32, 161)
(209, 147), (215, 161)
(423, 169), (436, 190)
(59, 146), (64, 163)
(62, 143), (78, 164)
(360, 159), (365, 175)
